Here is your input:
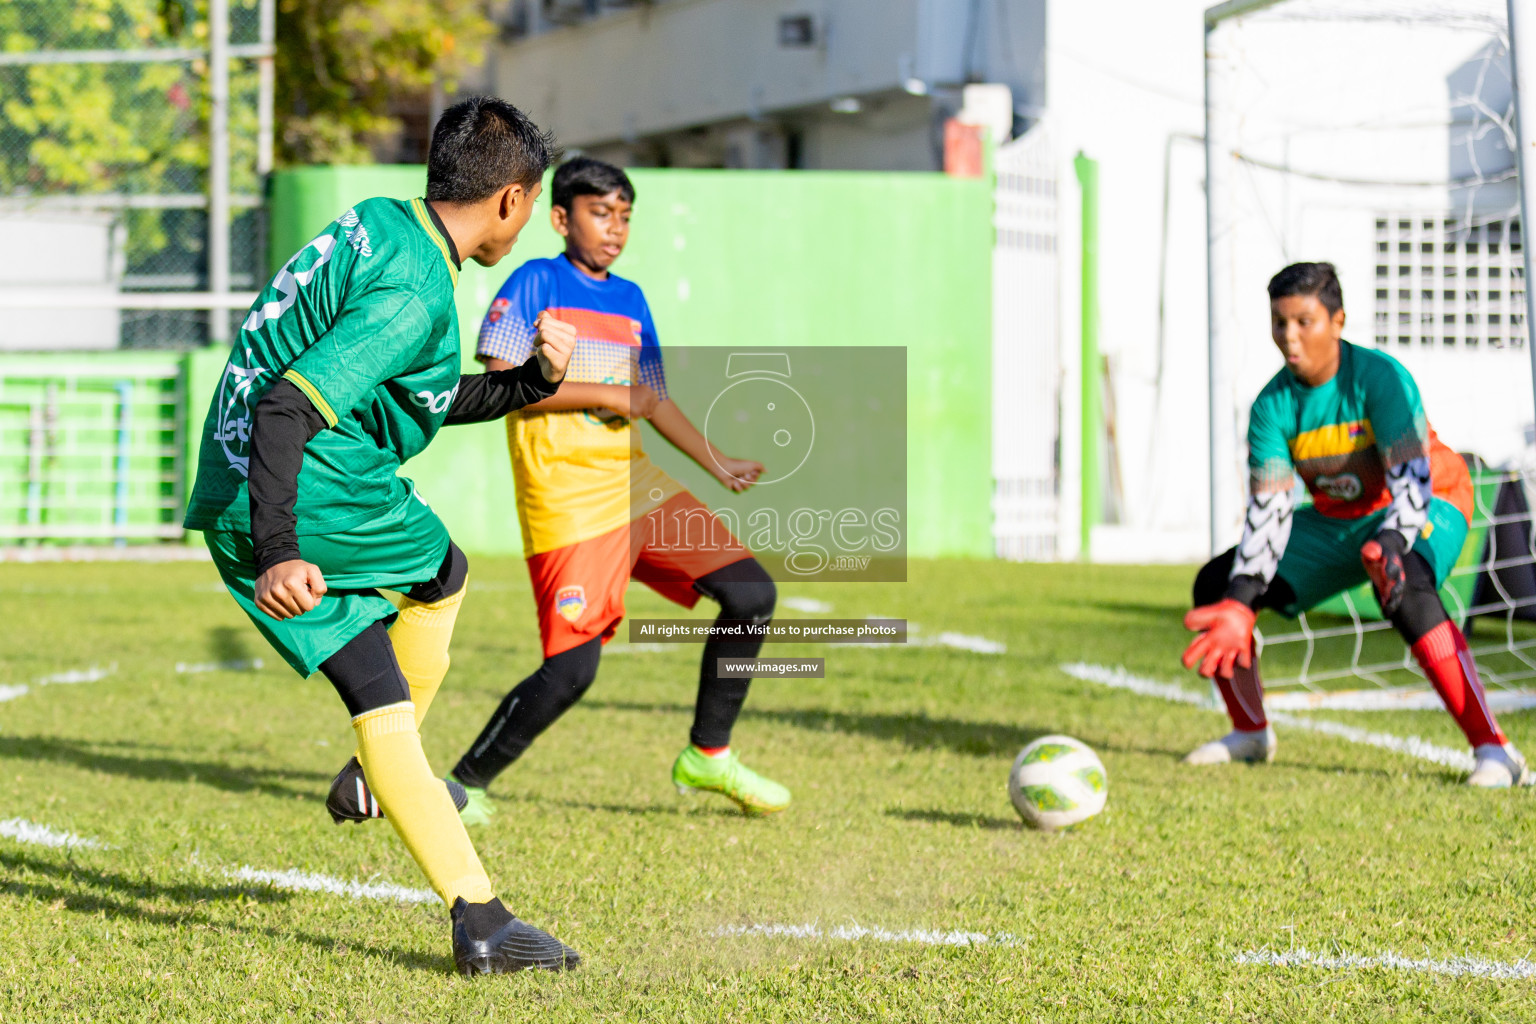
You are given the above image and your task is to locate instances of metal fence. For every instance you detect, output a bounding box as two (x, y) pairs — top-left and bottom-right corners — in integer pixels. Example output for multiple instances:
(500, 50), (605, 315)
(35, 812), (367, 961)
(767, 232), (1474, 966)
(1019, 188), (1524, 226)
(0, 0), (271, 546)
(0, 0), (272, 352)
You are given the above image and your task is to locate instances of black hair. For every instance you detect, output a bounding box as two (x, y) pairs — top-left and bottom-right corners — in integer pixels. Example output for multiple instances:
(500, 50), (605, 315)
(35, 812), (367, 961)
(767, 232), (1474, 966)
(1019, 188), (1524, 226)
(550, 157), (636, 211)
(426, 96), (558, 203)
(1268, 261), (1343, 315)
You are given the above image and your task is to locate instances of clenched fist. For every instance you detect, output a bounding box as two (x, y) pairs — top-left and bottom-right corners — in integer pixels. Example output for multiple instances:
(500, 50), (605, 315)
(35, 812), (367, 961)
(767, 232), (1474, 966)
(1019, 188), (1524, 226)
(533, 310), (576, 383)
(255, 558), (328, 620)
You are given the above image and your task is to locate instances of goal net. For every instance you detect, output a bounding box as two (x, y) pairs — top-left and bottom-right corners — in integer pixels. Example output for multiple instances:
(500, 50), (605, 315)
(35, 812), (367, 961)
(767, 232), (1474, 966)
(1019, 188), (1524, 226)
(1204, 0), (1536, 709)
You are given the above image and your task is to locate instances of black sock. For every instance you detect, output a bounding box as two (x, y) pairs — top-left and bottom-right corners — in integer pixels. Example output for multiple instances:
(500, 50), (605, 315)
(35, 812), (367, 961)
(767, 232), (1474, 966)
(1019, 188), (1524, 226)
(451, 637), (603, 790)
(690, 559), (776, 749)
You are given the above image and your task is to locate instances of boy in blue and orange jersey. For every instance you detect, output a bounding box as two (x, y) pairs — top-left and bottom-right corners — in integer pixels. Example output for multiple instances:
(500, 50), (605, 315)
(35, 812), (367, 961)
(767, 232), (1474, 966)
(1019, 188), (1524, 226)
(453, 158), (790, 816)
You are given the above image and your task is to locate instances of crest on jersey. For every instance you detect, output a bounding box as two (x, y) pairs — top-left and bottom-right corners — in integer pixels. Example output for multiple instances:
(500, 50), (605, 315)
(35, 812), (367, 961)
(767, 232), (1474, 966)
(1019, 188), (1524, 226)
(488, 297), (511, 324)
(213, 352), (266, 476)
(1315, 472), (1364, 502)
(555, 586), (587, 624)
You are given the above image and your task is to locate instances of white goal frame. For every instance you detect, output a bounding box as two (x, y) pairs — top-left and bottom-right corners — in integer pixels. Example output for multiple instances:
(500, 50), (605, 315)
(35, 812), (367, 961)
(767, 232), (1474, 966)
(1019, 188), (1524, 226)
(1203, 0), (1536, 555)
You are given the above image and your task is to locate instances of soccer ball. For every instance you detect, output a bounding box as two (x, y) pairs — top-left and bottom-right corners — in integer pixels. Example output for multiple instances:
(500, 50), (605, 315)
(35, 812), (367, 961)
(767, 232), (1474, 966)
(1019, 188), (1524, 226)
(1008, 735), (1107, 831)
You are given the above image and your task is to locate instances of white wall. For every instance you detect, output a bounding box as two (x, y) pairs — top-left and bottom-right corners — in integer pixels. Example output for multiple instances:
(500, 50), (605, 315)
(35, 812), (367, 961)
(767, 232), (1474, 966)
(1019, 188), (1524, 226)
(485, 0), (1044, 169)
(0, 213), (122, 350)
(1045, 0), (1213, 560)
(1048, 1), (1525, 562)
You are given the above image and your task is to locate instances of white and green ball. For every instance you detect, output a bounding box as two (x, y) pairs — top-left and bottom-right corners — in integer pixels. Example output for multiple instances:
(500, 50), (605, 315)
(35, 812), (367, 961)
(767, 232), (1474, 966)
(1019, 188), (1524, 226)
(1008, 735), (1107, 831)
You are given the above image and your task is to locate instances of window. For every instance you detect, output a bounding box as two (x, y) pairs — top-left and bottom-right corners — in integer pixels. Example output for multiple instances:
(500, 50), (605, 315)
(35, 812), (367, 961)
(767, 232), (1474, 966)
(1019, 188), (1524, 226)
(1373, 216), (1527, 349)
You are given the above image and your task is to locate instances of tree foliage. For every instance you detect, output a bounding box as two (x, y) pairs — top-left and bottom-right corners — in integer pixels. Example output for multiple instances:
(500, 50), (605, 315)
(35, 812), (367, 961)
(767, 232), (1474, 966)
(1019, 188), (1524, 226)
(275, 0), (495, 165)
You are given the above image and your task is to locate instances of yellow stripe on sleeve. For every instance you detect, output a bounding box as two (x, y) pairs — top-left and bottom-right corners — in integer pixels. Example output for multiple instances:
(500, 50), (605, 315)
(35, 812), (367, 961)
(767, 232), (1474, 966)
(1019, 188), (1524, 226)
(282, 369), (339, 428)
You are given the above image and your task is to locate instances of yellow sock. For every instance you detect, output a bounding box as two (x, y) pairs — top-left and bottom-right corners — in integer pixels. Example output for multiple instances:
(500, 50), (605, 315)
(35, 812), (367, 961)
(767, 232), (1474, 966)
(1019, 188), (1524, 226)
(388, 581), (467, 727)
(352, 701), (494, 907)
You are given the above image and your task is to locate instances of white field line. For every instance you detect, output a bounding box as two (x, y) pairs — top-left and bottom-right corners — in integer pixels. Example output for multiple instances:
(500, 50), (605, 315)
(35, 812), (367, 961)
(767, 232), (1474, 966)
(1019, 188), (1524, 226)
(0, 815), (432, 905)
(36, 665), (115, 686)
(782, 597), (834, 614)
(603, 643), (672, 655)
(0, 818), (105, 850)
(1, 664), (116, 704)
(1236, 947), (1536, 980)
(914, 631), (1007, 654)
(714, 922), (1023, 948)
(1265, 686), (1536, 714)
(856, 616), (1008, 654)
(1060, 663), (1476, 772)
(175, 658), (264, 674)
(222, 865), (435, 905)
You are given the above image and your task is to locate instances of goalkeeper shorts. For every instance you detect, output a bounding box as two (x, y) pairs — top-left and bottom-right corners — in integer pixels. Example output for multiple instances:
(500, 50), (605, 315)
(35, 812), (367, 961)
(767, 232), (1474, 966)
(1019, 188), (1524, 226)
(1271, 498), (1468, 617)
(202, 490), (451, 676)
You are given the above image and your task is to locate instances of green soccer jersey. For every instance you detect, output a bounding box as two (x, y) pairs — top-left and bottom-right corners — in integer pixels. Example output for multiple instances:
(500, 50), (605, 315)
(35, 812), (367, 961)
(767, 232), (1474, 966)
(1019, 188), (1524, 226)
(184, 197), (463, 535)
(1246, 340), (1429, 519)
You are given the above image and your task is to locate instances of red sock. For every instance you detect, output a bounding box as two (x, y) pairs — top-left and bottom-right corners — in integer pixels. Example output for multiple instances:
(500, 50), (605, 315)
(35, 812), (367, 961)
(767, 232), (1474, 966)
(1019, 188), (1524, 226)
(694, 745), (729, 758)
(1412, 621), (1505, 748)
(1215, 650), (1267, 731)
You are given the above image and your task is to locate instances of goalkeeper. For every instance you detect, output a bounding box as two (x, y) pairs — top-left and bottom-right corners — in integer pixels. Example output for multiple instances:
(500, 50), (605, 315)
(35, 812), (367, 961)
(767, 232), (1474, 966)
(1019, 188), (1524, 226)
(1182, 261), (1528, 787)
(184, 97), (582, 973)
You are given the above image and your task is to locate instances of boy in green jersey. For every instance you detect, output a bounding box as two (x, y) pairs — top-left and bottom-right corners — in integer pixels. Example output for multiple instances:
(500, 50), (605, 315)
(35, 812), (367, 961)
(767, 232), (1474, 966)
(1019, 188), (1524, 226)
(184, 97), (585, 973)
(1181, 262), (1527, 787)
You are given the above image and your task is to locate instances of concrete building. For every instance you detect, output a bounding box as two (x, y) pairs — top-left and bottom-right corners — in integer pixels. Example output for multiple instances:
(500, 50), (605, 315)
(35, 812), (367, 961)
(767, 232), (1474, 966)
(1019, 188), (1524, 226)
(476, 0), (1529, 563)
(481, 0), (1044, 170)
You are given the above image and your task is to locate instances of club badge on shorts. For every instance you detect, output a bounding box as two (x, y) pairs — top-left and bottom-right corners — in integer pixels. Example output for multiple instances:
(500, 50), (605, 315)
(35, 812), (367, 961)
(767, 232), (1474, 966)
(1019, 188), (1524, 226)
(555, 585), (587, 624)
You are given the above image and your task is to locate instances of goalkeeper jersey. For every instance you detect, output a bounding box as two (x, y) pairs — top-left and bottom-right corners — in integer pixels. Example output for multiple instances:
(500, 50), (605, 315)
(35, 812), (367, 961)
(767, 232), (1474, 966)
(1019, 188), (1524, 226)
(477, 254), (682, 556)
(1247, 340), (1471, 521)
(184, 197), (463, 535)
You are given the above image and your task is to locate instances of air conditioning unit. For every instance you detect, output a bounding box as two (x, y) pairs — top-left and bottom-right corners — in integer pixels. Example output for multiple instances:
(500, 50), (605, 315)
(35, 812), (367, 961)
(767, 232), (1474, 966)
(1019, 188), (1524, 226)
(542, 0), (595, 26)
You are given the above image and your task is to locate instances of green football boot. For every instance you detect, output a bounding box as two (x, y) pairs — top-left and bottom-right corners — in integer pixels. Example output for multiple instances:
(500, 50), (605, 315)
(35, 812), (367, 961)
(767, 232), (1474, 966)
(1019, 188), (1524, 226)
(458, 783), (495, 828)
(671, 746), (791, 816)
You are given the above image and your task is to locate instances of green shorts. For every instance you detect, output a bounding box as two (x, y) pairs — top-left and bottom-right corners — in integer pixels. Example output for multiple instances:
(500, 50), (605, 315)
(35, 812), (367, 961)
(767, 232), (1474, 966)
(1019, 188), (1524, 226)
(1272, 497), (1468, 617)
(204, 491), (451, 676)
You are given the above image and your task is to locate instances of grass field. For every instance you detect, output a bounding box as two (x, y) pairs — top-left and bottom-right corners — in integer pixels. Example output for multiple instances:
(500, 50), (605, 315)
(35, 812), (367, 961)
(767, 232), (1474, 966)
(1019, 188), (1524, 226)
(2, 556), (1534, 1022)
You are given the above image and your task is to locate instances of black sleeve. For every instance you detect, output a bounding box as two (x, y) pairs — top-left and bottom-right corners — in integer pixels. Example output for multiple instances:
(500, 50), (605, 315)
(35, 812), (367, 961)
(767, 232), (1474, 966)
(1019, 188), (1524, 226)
(248, 379), (328, 576)
(442, 354), (561, 426)
(1223, 574), (1268, 610)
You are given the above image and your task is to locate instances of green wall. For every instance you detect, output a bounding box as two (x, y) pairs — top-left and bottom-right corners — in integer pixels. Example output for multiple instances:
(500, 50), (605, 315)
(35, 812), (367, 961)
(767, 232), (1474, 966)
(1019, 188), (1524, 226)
(258, 165), (995, 558)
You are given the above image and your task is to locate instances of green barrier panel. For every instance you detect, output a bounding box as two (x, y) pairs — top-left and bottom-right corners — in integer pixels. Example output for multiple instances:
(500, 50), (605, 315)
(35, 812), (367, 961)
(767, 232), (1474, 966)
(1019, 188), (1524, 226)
(256, 165), (993, 559)
(0, 352), (186, 543)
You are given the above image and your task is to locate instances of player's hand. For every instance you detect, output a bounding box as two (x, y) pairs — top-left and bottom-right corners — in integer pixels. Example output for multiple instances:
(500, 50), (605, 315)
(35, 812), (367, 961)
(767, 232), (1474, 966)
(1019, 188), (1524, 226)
(621, 384), (660, 420)
(712, 455), (764, 493)
(1181, 599), (1257, 679)
(532, 311), (576, 383)
(1361, 531), (1408, 616)
(255, 559), (328, 620)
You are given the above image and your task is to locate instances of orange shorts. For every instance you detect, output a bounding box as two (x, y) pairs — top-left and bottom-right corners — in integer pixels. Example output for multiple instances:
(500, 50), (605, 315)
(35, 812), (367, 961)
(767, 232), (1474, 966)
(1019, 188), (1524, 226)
(526, 491), (752, 658)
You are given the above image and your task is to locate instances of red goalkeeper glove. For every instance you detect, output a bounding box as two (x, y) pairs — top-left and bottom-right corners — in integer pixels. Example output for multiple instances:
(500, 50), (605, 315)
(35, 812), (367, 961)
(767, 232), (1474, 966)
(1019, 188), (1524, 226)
(1361, 531), (1408, 617)
(1182, 599), (1257, 679)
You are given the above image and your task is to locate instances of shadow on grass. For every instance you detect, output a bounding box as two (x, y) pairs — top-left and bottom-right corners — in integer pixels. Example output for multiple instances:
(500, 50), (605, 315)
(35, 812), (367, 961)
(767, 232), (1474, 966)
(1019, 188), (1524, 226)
(527, 795), (743, 819)
(583, 700), (1053, 758)
(1056, 599), (1185, 622)
(885, 808), (1021, 831)
(0, 734), (328, 801)
(0, 849), (447, 973)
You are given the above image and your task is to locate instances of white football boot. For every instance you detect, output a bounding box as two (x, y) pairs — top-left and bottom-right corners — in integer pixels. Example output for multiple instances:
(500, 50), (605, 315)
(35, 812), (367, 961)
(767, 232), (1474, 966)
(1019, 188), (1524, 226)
(1182, 726), (1277, 766)
(1465, 743), (1533, 788)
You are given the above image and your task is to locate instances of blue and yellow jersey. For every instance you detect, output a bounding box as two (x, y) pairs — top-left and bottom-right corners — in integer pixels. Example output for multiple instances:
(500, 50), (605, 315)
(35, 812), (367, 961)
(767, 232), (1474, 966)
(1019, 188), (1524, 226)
(1247, 340), (1471, 521)
(478, 255), (682, 555)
